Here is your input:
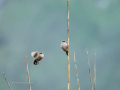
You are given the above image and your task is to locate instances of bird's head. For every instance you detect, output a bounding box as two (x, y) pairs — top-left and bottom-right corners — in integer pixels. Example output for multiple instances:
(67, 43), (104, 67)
(62, 41), (66, 43)
(39, 52), (44, 57)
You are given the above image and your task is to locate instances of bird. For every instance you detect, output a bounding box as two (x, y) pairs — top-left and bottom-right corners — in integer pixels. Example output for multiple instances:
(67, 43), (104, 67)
(31, 51), (44, 65)
(61, 41), (68, 56)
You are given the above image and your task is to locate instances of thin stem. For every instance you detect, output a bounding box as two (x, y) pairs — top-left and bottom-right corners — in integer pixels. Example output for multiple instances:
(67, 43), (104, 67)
(67, 0), (70, 90)
(73, 51), (80, 90)
(3, 72), (12, 90)
(86, 48), (93, 90)
(25, 56), (31, 90)
(94, 51), (96, 90)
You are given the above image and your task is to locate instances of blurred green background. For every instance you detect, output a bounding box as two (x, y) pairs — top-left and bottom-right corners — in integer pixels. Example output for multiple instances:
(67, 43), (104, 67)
(0, 0), (120, 90)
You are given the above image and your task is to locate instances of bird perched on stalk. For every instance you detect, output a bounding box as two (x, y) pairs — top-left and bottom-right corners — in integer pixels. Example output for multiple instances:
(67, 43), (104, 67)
(61, 41), (68, 56)
(31, 51), (44, 65)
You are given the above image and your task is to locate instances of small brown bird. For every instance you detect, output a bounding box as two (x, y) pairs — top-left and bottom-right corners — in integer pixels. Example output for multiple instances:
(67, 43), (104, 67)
(61, 41), (68, 56)
(31, 51), (44, 65)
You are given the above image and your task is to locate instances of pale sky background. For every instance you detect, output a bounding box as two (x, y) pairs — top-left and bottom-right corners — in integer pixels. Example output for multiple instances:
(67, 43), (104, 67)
(0, 0), (120, 90)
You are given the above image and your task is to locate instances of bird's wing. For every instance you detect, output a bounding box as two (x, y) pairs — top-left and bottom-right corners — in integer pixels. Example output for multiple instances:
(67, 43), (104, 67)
(31, 51), (39, 58)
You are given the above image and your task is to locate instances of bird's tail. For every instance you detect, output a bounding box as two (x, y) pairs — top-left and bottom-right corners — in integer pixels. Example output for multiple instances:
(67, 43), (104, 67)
(66, 51), (68, 56)
(33, 60), (39, 65)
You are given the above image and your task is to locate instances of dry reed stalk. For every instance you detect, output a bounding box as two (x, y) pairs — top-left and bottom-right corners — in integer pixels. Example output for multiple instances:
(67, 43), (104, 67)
(73, 51), (80, 90)
(3, 72), (12, 90)
(67, 0), (70, 90)
(25, 56), (31, 90)
(94, 51), (96, 90)
(86, 48), (93, 90)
